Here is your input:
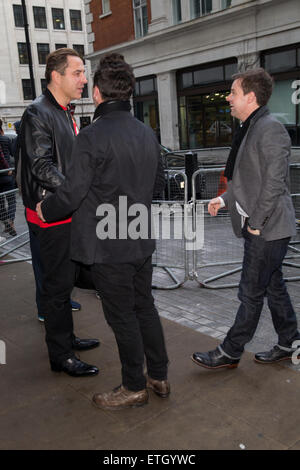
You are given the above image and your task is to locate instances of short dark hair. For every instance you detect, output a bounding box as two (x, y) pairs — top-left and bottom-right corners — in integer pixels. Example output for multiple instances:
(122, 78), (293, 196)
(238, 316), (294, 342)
(232, 68), (273, 106)
(93, 53), (135, 101)
(45, 48), (82, 84)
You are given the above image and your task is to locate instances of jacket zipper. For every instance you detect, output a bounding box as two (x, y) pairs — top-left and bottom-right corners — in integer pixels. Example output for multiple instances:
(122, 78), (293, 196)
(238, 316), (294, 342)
(65, 110), (75, 136)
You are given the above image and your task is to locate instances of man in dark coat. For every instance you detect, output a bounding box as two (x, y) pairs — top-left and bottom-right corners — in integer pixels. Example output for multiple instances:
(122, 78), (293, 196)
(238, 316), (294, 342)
(20, 48), (99, 377)
(37, 53), (169, 410)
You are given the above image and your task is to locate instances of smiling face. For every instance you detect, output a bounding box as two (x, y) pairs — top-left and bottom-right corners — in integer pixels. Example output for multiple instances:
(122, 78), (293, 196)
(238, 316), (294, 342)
(226, 78), (258, 122)
(54, 55), (87, 102)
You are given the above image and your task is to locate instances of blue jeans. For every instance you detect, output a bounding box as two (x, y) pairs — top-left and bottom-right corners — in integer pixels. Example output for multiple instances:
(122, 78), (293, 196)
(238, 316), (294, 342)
(221, 226), (300, 358)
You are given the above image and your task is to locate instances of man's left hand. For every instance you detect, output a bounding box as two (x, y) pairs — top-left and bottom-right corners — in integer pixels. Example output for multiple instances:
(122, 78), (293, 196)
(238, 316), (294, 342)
(247, 225), (260, 236)
(36, 202), (46, 222)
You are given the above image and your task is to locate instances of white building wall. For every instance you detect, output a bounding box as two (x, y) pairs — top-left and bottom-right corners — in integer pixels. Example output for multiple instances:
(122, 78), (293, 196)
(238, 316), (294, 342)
(0, 0), (94, 130)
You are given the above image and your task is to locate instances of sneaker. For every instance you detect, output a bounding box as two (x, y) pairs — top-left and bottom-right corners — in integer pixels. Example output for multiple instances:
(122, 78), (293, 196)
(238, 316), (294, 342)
(71, 299), (81, 311)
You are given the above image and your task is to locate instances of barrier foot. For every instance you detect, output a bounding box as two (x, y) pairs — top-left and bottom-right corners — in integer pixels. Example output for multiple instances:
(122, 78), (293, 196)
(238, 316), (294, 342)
(152, 266), (185, 290)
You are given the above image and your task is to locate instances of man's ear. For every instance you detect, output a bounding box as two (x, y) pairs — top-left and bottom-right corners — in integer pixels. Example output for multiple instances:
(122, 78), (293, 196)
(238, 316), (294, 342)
(50, 70), (61, 87)
(93, 85), (104, 105)
(248, 90), (258, 106)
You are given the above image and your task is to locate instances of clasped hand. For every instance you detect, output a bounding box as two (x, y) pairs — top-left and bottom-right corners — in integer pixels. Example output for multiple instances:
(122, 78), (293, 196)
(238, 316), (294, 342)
(36, 201), (46, 222)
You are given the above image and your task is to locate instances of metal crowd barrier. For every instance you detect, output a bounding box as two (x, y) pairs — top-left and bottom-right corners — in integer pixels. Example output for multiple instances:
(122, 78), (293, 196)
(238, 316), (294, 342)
(152, 154), (300, 290)
(152, 170), (190, 289)
(0, 176), (31, 265)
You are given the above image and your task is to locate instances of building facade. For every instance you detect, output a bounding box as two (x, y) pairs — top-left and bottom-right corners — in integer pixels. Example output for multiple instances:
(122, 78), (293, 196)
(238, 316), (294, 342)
(0, 0), (94, 131)
(85, 0), (300, 149)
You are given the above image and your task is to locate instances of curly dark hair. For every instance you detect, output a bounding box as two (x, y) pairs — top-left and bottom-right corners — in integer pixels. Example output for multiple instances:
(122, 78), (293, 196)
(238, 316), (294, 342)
(93, 53), (135, 101)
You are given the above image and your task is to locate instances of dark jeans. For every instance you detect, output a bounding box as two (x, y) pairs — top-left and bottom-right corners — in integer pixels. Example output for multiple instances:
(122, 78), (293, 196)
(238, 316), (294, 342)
(91, 256), (169, 391)
(222, 227), (300, 358)
(28, 222), (77, 363)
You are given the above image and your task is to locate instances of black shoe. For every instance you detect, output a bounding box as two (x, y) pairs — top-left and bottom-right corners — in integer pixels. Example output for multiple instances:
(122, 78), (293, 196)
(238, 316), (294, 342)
(191, 347), (240, 370)
(254, 345), (295, 364)
(50, 356), (99, 377)
(72, 337), (100, 351)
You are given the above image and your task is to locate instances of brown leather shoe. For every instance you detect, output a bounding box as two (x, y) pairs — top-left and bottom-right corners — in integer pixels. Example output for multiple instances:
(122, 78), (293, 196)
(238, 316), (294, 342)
(92, 385), (148, 410)
(146, 376), (170, 398)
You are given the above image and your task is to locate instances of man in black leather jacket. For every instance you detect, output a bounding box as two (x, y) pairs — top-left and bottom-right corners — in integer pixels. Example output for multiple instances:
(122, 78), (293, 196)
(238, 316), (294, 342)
(19, 48), (99, 377)
(37, 53), (169, 409)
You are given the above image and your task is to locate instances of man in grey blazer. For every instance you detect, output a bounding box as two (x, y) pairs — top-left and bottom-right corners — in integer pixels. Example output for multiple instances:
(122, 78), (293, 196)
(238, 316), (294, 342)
(192, 68), (300, 369)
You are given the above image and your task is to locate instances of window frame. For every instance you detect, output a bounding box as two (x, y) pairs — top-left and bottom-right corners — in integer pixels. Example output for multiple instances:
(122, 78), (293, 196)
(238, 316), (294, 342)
(22, 79), (33, 101)
(133, 0), (148, 39)
(33, 6), (47, 29)
(191, 0), (212, 19)
(13, 4), (24, 27)
(37, 43), (50, 65)
(52, 8), (65, 30)
(17, 42), (29, 65)
(69, 9), (82, 31)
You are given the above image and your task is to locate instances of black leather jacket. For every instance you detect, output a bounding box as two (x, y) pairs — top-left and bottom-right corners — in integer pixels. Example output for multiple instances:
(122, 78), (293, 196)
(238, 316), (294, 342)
(19, 88), (76, 210)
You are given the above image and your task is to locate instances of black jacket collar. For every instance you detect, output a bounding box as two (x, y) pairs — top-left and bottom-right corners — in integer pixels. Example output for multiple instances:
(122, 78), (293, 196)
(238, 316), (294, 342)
(43, 88), (74, 112)
(93, 100), (131, 121)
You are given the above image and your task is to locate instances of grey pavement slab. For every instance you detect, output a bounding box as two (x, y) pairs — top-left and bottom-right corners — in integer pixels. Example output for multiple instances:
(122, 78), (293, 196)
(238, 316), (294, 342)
(1, 260), (300, 450)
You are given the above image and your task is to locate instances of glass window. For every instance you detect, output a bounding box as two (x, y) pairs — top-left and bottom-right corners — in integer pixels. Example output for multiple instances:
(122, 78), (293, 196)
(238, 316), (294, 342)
(182, 72), (193, 88)
(18, 43), (28, 65)
(37, 43), (50, 65)
(140, 78), (155, 95)
(55, 43), (67, 50)
(221, 0), (231, 8)
(194, 66), (223, 85)
(22, 79), (33, 100)
(191, 0), (212, 18)
(41, 79), (47, 93)
(225, 62), (237, 81)
(70, 10), (82, 31)
(133, 0), (148, 38)
(297, 48), (300, 67)
(13, 4), (24, 27)
(102, 0), (111, 14)
(33, 6), (47, 28)
(268, 80), (296, 125)
(264, 50), (296, 73)
(73, 44), (85, 57)
(82, 83), (89, 98)
(52, 8), (65, 30)
(135, 77), (156, 96)
(173, 0), (182, 24)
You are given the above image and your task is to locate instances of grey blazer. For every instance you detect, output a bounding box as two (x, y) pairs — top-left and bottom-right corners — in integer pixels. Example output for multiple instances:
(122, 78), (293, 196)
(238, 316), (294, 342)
(221, 106), (296, 241)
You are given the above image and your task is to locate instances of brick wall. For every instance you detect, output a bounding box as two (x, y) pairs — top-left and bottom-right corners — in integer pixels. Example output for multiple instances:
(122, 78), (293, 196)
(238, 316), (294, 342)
(90, 0), (152, 52)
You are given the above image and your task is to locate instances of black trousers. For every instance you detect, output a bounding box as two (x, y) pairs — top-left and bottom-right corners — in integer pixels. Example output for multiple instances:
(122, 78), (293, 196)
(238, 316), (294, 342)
(28, 224), (43, 315)
(91, 256), (169, 391)
(28, 222), (77, 363)
(221, 226), (300, 358)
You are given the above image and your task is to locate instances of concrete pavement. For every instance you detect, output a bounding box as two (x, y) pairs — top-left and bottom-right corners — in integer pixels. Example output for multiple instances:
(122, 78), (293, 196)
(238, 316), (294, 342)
(0, 259), (300, 450)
